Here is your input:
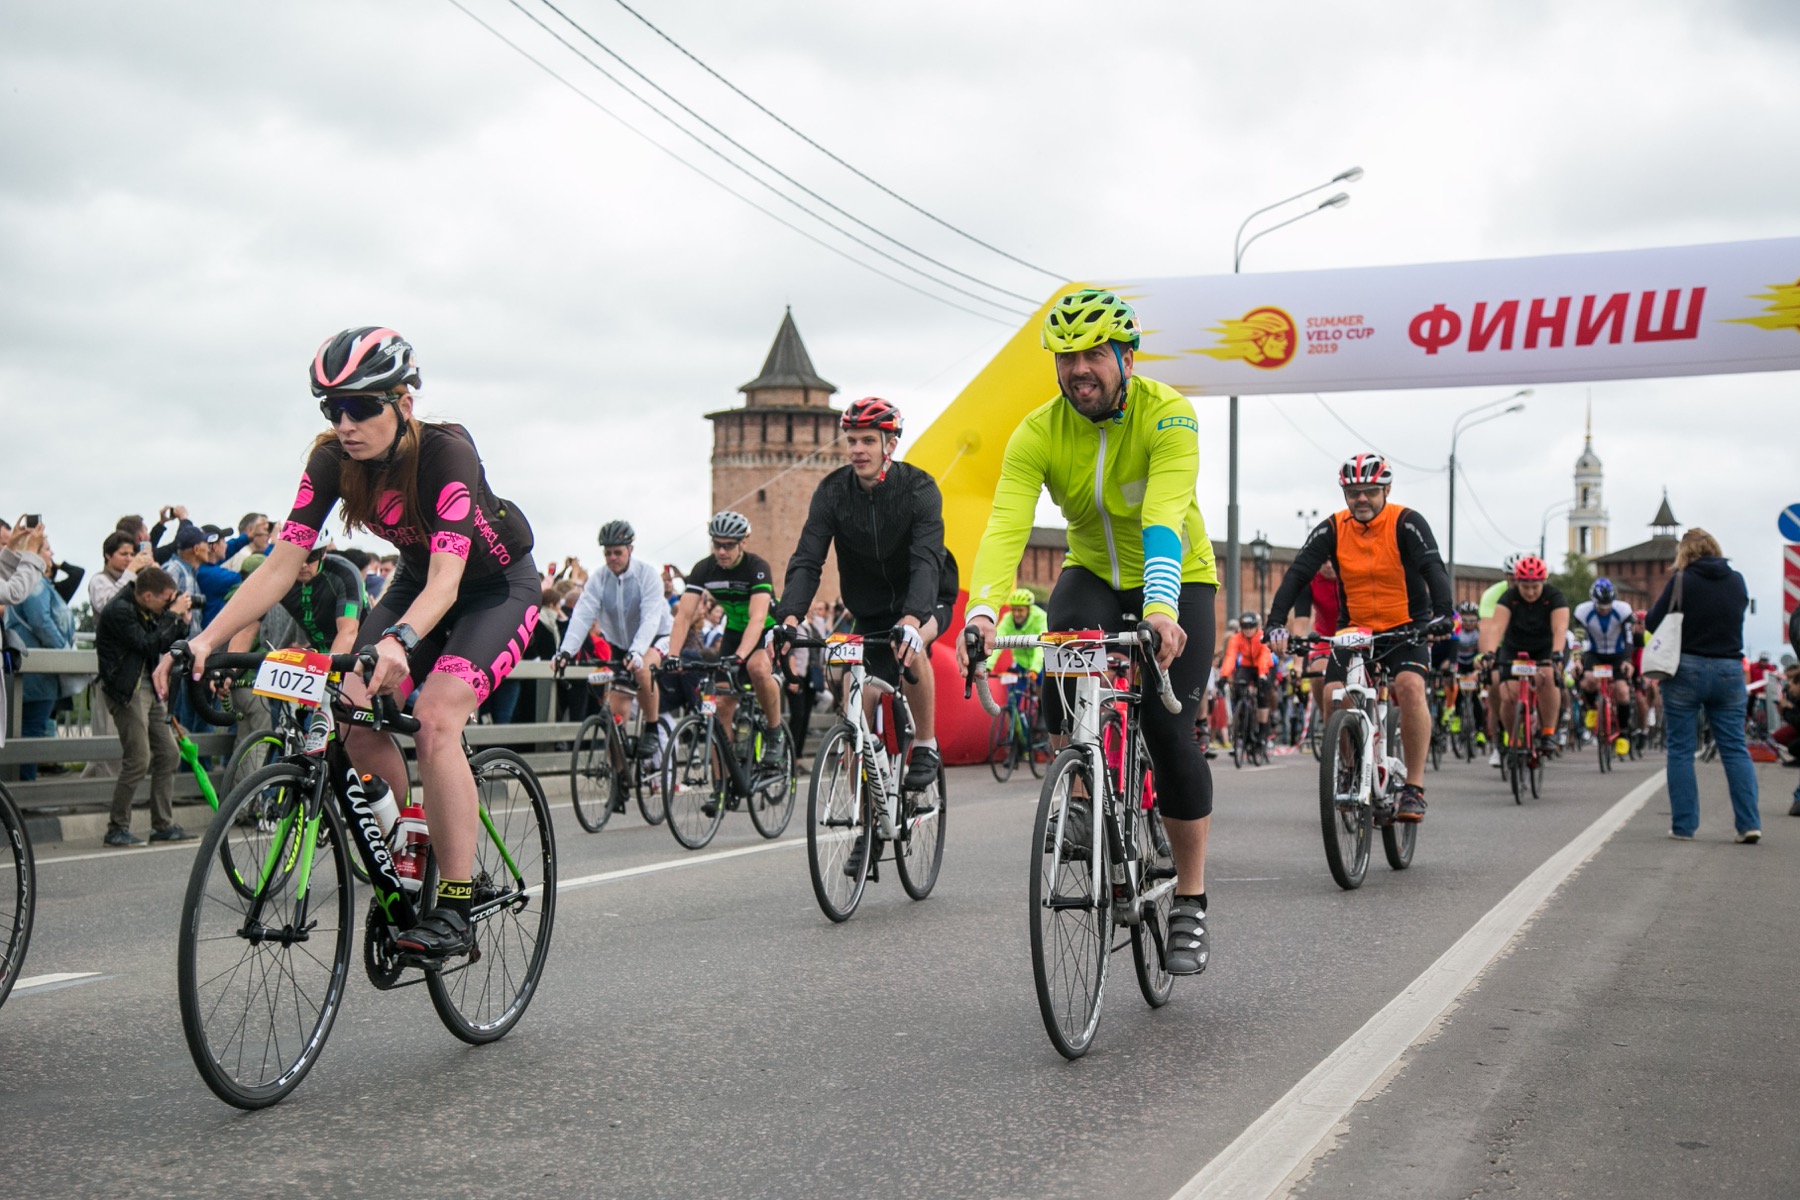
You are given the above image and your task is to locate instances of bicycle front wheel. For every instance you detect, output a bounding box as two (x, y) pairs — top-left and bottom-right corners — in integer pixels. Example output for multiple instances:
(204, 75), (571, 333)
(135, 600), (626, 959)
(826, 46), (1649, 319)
(1382, 811), (1417, 870)
(1030, 749), (1110, 1059)
(0, 783), (34, 1010)
(1130, 734), (1174, 1008)
(664, 716), (726, 850)
(178, 762), (351, 1109)
(1319, 710), (1371, 890)
(895, 764), (946, 901)
(989, 710), (1016, 783)
(425, 749), (557, 1045)
(807, 725), (871, 922)
(569, 715), (621, 833)
(749, 722), (797, 839)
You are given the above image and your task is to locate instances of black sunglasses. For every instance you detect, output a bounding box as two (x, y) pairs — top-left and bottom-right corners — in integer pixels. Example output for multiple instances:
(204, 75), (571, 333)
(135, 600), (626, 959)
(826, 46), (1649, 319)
(319, 394), (393, 424)
(711, 539), (741, 551)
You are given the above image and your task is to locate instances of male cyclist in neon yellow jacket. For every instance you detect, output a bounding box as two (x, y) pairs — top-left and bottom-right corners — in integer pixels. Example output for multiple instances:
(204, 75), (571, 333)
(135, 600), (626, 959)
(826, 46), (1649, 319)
(960, 289), (1220, 975)
(996, 588), (1049, 676)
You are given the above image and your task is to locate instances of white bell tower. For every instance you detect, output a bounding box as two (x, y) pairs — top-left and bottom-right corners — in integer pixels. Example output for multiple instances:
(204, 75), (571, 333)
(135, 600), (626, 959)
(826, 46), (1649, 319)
(1568, 399), (1608, 560)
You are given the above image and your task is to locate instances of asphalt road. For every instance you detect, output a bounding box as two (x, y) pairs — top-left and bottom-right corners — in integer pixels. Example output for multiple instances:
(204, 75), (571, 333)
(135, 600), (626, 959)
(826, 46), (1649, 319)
(4, 743), (1792, 1199)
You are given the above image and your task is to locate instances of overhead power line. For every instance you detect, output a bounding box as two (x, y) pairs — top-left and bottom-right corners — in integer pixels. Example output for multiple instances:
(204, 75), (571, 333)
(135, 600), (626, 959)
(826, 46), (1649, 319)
(1311, 395), (1444, 474)
(446, 0), (1017, 326)
(606, 0), (1065, 282)
(529, 0), (1040, 311)
(1455, 460), (1533, 549)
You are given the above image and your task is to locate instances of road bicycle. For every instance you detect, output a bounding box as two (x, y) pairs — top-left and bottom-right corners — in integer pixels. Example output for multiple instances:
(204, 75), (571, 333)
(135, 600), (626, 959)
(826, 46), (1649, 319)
(1447, 665), (1483, 763)
(988, 670), (1050, 782)
(564, 659), (675, 832)
(660, 657), (797, 850)
(783, 628), (946, 922)
(1296, 628), (1423, 891)
(1496, 652), (1552, 804)
(0, 780), (33, 1011)
(1583, 662), (1632, 773)
(1228, 673), (1270, 768)
(171, 645), (556, 1109)
(976, 623), (1182, 1059)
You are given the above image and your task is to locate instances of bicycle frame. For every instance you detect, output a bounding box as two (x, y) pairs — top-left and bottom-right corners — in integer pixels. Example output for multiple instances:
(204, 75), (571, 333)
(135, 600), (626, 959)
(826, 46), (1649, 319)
(1320, 631), (1406, 807)
(830, 644), (914, 839)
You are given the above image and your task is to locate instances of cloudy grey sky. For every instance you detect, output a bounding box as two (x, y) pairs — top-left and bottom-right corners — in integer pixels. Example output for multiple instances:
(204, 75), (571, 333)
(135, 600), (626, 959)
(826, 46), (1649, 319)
(4, 1), (1795, 651)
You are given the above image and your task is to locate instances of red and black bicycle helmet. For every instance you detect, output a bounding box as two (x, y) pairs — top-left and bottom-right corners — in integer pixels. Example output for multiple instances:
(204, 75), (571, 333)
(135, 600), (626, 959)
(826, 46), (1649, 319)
(310, 327), (421, 398)
(1338, 452), (1393, 488)
(1512, 555), (1549, 582)
(841, 396), (903, 436)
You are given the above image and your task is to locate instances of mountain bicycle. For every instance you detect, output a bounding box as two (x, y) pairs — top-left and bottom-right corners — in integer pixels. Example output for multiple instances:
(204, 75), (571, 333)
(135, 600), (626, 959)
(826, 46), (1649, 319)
(975, 624), (1183, 1059)
(988, 670), (1050, 782)
(782, 628), (945, 922)
(170, 645), (556, 1109)
(563, 659), (674, 832)
(660, 657), (796, 851)
(1296, 628), (1424, 891)
(0, 780), (33, 1011)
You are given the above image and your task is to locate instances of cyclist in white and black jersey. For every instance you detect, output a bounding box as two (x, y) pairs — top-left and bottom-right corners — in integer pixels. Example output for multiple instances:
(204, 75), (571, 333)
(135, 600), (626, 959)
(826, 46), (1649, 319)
(1573, 577), (1635, 734)
(553, 519), (674, 758)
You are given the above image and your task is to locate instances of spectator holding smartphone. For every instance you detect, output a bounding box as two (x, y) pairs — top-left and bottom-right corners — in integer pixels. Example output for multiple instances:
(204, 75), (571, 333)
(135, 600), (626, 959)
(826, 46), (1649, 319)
(90, 530), (156, 614)
(5, 519), (76, 781)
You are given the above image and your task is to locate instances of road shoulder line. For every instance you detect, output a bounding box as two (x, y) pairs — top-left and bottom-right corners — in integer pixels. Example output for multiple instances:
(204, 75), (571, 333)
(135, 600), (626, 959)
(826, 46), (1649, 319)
(1172, 769), (1666, 1200)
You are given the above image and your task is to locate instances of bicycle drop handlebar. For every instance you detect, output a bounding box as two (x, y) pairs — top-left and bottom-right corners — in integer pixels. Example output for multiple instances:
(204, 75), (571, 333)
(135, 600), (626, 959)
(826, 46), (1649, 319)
(773, 626), (920, 686)
(991, 624), (1182, 715)
(168, 643), (422, 734)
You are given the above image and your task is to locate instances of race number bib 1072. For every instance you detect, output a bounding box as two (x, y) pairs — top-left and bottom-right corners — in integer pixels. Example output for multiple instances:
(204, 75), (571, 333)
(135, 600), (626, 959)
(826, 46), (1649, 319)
(251, 649), (331, 707)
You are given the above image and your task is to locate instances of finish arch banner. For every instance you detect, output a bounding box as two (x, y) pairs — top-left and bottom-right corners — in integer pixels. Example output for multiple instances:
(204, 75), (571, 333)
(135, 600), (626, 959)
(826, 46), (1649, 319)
(907, 236), (1800, 763)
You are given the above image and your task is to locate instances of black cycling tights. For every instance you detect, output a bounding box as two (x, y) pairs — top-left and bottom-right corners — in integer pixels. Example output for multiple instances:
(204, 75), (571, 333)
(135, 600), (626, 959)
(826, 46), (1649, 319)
(1041, 568), (1217, 821)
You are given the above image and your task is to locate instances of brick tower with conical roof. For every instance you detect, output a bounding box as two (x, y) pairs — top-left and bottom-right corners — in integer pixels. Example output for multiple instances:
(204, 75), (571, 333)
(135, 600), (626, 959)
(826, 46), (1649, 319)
(706, 309), (843, 604)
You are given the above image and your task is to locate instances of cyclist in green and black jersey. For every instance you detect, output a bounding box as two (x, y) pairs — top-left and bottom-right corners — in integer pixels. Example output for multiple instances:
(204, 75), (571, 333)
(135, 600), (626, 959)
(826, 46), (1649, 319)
(667, 511), (785, 762)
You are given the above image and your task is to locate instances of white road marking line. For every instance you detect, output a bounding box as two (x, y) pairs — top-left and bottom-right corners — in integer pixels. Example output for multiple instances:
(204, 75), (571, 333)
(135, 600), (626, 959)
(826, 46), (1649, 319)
(1172, 770), (1667, 1200)
(14, 971), (102, 992)
(555, 835), (808, 894)
(29, 842), (204, 866)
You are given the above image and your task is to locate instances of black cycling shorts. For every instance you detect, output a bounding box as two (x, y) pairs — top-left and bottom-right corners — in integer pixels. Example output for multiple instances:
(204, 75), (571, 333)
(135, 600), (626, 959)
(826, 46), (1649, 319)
(1323, 636), (1429, 685)
(853, 604), (951, 688)
(1581, 649), (1631, 676)
(363, 556), (541, 705)
(1041, 568), (1216, 822)
(1231, 665), (1276, 708)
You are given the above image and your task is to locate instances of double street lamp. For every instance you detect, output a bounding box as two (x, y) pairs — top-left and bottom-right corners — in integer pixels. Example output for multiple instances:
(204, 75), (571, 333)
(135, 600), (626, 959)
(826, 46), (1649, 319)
(1446, 389), (1531, 594)
(1225, 167), (1361, 624)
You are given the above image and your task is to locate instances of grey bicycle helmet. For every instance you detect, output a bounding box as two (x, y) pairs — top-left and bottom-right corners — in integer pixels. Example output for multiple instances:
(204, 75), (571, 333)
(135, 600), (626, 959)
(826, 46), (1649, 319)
(597, 519), (636, 547)
(708, 510), (751, 540)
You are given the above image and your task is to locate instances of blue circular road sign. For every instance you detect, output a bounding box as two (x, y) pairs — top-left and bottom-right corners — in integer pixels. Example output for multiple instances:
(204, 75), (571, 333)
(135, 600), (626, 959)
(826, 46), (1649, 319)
(1780, 504), (1800, 543)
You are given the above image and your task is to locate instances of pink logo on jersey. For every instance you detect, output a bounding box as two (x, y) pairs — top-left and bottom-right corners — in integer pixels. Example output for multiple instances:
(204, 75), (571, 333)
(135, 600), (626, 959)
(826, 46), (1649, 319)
(430, 531), (471, 559)
(432, 655), (491, 704)
(436, 482), (472, 523)
(375, 489), (404, 526)
(294, 473), (314, 510)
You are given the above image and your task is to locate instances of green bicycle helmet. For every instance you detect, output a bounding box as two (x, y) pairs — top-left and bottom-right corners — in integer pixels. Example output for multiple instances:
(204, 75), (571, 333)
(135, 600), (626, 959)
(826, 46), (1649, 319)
(1042, 289), (1141, 353)
(1007, 587), (1036, 607)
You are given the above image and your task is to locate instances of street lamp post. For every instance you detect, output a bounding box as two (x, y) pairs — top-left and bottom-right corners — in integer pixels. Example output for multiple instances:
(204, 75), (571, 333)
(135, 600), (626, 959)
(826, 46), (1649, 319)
(1540, 498), (1575, 561)
(1225, 167), (1362, 627)
(1447, 389), (1531, 596)
(1250, 531), (1272, 614)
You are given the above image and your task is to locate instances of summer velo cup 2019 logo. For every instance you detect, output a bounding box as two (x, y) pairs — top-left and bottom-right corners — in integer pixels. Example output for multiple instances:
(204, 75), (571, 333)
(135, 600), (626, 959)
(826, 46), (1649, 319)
(1200, 306), (1298, 369)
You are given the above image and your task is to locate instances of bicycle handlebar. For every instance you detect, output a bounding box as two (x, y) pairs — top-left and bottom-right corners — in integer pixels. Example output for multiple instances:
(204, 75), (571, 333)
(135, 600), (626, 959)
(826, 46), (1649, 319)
(988, 625), (1181, 715)
(169, 643), (422, 734)
(959, 625), (1003, 717)
(775, 626), (920, 687)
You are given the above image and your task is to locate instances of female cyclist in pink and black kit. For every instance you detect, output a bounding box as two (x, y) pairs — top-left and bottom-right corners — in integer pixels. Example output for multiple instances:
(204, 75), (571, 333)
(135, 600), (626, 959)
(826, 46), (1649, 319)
(158, 327), (538, 961)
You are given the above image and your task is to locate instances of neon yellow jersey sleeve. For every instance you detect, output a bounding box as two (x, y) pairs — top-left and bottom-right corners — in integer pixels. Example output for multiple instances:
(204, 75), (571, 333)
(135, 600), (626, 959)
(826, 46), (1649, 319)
(1478, 579), (1509, 620)
(967, 375), (1217, 623)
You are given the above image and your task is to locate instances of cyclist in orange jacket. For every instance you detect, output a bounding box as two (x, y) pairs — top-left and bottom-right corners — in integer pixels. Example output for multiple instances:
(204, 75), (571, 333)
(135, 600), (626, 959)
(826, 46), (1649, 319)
(1222, 612), (1276, 744)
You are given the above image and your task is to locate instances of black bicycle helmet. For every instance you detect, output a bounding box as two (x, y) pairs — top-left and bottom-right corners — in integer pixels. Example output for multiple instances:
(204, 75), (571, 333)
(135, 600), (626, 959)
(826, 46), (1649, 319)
(597, 519), (636, 547)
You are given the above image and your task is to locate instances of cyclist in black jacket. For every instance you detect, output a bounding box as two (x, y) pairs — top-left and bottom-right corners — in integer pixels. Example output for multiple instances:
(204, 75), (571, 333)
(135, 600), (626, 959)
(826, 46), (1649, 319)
(776, 397), (955, 789)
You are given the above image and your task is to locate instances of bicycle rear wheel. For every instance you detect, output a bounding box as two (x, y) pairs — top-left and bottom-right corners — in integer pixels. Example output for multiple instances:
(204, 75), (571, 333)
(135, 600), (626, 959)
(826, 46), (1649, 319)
(0, 783), (34, 1010)
(219, 732), (284, 803)
(749, 722), (797, 839)
(425, 749), (557, 1045)
(663, 716), (727, 850)
(895, 764), (946, 901)
(1319, 710), (1371, 890)
(1130, 736), (1174, 1008)
(569, 715), (621, 833)
(1030, 749), (1110, 1059)
(178, 763), (351, 1109)
(807, 725), (871, 922)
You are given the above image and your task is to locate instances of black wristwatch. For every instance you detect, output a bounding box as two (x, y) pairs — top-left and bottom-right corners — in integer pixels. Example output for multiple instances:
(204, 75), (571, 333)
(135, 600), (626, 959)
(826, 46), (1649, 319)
(381, 623), (420, 654)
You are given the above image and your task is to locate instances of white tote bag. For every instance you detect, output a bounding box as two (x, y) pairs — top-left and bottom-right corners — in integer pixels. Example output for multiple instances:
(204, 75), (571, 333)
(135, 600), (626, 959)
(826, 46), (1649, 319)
(1640, 570), (1684, 681)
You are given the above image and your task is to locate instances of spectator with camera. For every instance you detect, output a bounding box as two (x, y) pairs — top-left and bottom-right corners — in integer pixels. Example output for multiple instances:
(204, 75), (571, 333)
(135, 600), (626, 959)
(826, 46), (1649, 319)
(95, 564), (196, 846)
(5, 517), (78, 781)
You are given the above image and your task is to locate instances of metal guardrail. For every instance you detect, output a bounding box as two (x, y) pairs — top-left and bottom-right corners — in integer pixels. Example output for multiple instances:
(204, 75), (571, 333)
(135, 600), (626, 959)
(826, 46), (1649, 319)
(2, 650), (582, 810)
